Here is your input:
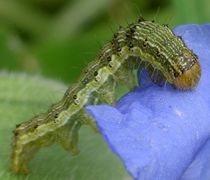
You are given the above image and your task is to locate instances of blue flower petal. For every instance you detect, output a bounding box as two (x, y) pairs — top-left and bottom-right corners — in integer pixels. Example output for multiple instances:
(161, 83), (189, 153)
(86, 24), (210, 180)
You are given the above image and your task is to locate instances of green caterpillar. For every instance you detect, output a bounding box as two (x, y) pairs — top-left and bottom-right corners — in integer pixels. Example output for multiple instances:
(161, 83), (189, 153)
(11, 18), (201, 174)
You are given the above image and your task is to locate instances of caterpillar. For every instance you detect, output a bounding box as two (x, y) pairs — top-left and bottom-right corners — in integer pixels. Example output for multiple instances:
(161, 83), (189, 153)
(11, 18), (201, 174)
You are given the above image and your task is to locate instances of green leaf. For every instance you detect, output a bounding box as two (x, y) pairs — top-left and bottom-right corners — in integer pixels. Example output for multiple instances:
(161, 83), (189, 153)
(0, 72), (130, 180)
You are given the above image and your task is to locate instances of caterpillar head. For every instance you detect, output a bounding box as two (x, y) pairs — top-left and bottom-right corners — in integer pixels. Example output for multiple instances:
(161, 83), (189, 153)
(173, 49), (201, 89)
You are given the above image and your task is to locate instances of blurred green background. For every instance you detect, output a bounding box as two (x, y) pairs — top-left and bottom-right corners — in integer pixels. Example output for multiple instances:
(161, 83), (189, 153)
(0, 0), (209, 83)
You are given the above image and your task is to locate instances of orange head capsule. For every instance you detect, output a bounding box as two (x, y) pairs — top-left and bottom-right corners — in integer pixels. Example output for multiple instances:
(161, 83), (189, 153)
(173, 50), (201, 89)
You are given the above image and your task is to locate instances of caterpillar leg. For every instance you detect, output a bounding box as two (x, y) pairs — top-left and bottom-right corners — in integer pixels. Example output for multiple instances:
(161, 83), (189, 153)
(77, 110), (98, 132)
(11, 143), (35, 173)
(69, 121), (82, 154)
(115, 64), (137, 90)
(11, 130), (55, 174)
(147, 65), (165, 86)
(56, 120), (82, 155)
(56, 117), (78, 154)
(97, 77), (117, 105)
(56, 110), (98, 155)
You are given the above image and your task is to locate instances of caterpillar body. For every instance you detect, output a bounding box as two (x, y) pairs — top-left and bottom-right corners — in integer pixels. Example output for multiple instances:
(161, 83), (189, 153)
(11, 18), (201, 174)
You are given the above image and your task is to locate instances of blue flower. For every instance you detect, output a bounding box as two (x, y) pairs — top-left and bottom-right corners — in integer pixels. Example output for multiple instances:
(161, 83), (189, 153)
(86, 24), (210, 180)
